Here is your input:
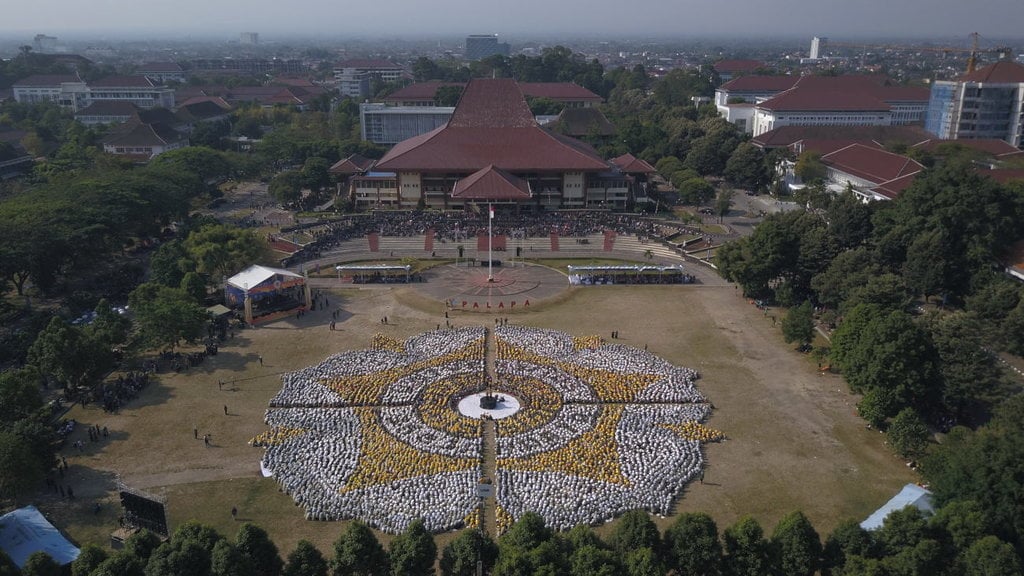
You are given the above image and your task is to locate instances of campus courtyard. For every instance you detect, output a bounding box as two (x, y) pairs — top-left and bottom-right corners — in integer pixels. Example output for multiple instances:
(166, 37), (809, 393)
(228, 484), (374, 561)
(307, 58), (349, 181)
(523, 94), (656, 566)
(41, 272), (916, 554)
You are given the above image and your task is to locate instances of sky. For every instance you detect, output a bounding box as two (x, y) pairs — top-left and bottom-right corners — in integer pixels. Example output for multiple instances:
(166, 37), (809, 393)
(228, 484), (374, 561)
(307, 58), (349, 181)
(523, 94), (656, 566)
(2, 0), (1023, 41)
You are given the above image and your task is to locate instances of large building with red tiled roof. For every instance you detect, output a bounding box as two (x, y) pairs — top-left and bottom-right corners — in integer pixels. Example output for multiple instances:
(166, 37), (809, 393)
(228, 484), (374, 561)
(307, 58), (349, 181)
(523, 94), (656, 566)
(783, 143), (924, 202)
(925, 59), (1024, 147)
(351, 78), (633, 211)
(715, 74), (929, 136)
(384, 81), (603, 108)
(712, 59), (768, 82)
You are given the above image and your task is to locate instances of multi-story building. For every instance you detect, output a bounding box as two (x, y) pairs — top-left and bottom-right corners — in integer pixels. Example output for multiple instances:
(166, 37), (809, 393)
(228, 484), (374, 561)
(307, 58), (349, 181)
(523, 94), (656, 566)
(33, 34), (58, 53)
(362, 82), (606, 145)
(12, 75), (88, 110)
(88, 76), (176, 109)
(333, 60), (407, 99)
(384, 81), (602, 108)
(465, 35), (510, 61)
(352, 78), (632, 211)
(137, 62), (186, 85)
(360, 103), (454, 146)
(240, 32), (260, 45)
(925, 60), (1024, 147)
(716, 75), (930, 136)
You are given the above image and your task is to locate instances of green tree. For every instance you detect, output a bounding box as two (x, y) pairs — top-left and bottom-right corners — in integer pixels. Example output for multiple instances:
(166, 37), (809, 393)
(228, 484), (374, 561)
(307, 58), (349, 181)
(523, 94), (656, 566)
(301, 157), (331, 194)
(821, 519), (874, 574)
(387, 518), (435, 576)
(722, 516), (772, 576)
(0, 366), (42, 423)
(928, 500), (991, 552)
(794, 151), (826, 184)
(569, 545), (621, 576)
(440, 530), (497, 576)
(435, 85), (463, 107)
(664, 512), (722, 576)
(236, 523), (283, 576)
(924, 396), (1024, 550)
(88, 299), (132, 349)
(332, 521), (388, 576)
(811, 248), (879, 310)
(284, 540), (328, 576)
(963, 536), (1021, 576)
(499, 512), (551, 554)
(92, 551), (145, 576)
(20, 552), (60, 576)
(676, 176), (715, 205)
(180, 272), (208, 304)
(715, 188), (734, 223)
(269, 170), (303, 205)
(782, 300), (815, 347)
(27, 317), (111, 390)
(886, 408), (931, 458)
(128, 283), (209, 350)
(0, 550), (18, 576)
(150, 240), (191, 288)
(610, 510), (661, 556)
(771, 511), (821, 576)
(623, 547), (662, 576)
(724, 142), (769, 191)
(125, 529), (163, 561)
(72, 543), (108, 576)
(183, 224), (267, 280)
(144, 539), (213, 576)
(211, 540), (254, 576)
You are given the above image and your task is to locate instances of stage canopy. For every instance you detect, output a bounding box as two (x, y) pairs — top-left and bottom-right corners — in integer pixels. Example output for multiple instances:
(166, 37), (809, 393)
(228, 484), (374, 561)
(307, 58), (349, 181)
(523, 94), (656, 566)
(225, 265), (305, 307)
(0, 506), (80, 568)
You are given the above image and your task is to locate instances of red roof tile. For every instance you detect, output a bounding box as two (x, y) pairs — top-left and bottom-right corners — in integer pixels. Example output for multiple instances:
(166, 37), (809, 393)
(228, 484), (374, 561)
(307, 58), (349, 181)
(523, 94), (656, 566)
(13, 74), (81, 86)
(384, 81), (463, 102)
(91, 75), (159, 88)
(719, 75), (800, 92)
(960, 60), (1024, 83)
(758, 90), (890, 112)
(792, 139), (884, 156)
(912, 138), (1024, 158)
(375, 78), (609, 173)
(449, 79), (534, 128)
(518, 82), (602, 102)
(138, 62), (183, 73)
(822, 144), (923, 184)
(980, 168), (1024, 184)
(451, 165), (532, 200)
(329, 153), (376, 175)
(752, 125), (931, 149)
(872, 173), (919, 199)
(713, 59), (766, 73)
(610, 153), (657, 174)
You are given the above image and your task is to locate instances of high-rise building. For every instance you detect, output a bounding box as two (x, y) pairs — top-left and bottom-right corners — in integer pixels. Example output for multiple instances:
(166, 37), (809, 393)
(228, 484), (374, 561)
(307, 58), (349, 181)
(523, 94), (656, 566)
(925, 59), (1024, 147)
(33, 34), (58, 53)
(809, 37), (827, 60)
(240, 32), (259, 45)
(465, 35), (510, 61)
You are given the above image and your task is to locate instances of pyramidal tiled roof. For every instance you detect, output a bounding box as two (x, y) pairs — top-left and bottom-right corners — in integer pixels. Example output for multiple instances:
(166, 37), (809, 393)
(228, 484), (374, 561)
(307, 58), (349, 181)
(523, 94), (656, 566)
(375, 78), (609, 173)
(451, 165), (532, 200)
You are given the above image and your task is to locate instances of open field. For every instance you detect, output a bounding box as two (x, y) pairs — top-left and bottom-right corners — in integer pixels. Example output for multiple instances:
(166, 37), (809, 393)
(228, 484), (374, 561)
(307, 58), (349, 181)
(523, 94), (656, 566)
(38, 277), (916, 557)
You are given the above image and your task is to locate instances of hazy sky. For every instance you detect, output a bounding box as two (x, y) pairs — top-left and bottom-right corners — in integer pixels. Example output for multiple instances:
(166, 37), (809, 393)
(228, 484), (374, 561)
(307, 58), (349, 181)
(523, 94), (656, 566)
(3, 0), (1023, 40)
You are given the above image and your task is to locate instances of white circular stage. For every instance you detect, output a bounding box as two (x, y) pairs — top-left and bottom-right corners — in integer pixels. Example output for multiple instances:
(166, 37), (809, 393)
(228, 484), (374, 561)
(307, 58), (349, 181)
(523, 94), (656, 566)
(457, 393), (522, 420)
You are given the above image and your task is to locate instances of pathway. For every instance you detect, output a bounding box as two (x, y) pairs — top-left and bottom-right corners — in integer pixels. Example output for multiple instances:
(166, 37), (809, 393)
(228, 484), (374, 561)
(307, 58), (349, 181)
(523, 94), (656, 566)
(480, 328), (499, 536)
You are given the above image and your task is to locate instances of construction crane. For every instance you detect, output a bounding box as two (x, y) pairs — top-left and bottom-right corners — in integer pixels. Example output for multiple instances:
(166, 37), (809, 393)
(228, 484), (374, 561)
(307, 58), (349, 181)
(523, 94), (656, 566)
(811, 33), (1013, 73)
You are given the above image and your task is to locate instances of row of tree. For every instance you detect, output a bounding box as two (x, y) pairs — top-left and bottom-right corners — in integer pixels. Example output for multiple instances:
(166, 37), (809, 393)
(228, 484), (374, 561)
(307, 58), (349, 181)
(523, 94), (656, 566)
(4, 499), (1020, 576)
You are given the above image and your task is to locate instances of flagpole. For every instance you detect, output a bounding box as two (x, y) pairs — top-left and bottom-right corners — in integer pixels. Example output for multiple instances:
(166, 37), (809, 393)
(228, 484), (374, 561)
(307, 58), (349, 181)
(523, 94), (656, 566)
(487, 202), (493, 282)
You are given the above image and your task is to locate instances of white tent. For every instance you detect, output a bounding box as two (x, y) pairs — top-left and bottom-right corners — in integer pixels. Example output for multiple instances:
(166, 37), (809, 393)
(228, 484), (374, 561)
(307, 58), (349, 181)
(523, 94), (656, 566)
(860, 484), (935, 530)
(0, 506), (80, 567)
(226, 264), (303, 291)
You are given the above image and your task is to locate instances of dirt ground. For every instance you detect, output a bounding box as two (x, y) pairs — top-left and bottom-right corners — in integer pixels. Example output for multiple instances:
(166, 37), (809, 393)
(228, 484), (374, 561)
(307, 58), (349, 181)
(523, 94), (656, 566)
(40, 281), (916, 556)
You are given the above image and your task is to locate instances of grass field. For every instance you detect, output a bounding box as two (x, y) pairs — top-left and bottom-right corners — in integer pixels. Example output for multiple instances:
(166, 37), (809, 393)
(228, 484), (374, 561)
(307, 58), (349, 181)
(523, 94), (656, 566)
(39, 281), (916, 558)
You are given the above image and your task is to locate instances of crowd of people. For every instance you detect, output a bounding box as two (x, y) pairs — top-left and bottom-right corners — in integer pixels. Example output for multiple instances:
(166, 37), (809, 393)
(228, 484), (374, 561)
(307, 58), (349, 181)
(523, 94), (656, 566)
(256, 325), (720, 534)
(281, 210), (688, 267)
(94, 371), (150, 413)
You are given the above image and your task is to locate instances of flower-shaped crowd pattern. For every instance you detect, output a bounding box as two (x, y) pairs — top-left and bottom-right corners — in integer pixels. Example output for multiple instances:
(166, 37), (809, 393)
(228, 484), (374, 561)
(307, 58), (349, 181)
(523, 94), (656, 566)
(256, 325), (721, 534)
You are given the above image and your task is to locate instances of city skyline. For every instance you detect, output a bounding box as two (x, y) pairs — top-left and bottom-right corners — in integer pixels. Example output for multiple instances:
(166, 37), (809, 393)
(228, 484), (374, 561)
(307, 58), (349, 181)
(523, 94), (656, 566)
(2, 0), (1023, 41)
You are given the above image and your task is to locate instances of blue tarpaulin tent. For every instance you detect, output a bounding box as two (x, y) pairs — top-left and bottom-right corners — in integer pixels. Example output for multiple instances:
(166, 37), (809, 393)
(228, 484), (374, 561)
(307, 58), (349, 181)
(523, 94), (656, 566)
(0, 505), (80, 567)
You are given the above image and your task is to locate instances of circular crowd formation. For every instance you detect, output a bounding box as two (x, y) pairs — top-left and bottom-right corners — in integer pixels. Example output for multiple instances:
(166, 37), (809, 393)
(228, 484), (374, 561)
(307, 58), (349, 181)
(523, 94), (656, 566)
(255, 326), (722, 534)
